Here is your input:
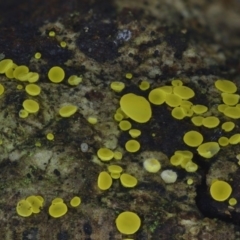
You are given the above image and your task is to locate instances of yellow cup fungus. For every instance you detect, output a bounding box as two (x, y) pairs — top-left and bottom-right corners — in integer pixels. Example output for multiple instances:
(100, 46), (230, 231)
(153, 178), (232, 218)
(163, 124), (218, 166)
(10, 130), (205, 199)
(159, 86), (173, 94)
(34, 52), (41, 59)
(120, 93), (152, 123)
(170, 154), (183, 166)
(183, 131), (203, 147)
(129, 129), (141, 138)
(97, 171), (112, 190)
(111, 173), (121, 179)
(215, 80), (237, 93)
(110, 81), (125, 92)
(46, 133), (54, 141)
(49, 31), (56, 37)
(217, 104), (228, 113)
(97, 148), (114, 161)
(125, 140), (140, 153)
(171, 107), (185, 120)
(185, 161), (198, 172)
(0, 59), (13, 73)
(108, 165), (123, 174)
(165, 93), (182, 107)
(16, 199), (33, 217)
(180, 100), (193, 108)
(197, 142), (220, 158)
(221, 121), (235, 132)
(202, 116), (220, 128)
(116, 211), (141, 234)
(28, 72), (40, 83)
(52, 197), (64, 204)
(191, 105), (208, 114)
(187, 178), (193, 185)
(221, 93), (239, 106)
(59, 105), (77, 117)
(191, 116), (204, 126)
(229, 134), (240, 145)
(218, 137), (229, 147)
(113, 151), (123, 160)
(25, 84), (41, 96)
(148, 88), (166, 105)
(49, 202), (68, 218)
(23, 99), (39, 113)
(13, 65), (29, 80)
(114, 113), (123, 122)
(160, 170), (177, 183)
(26, 195), (43, 213)
(223, 106), (240, 119)
(60, 41), (67, 48)
(119, 120), (132, 131)
(228, 198), (237, 206)
(0, 84), (5, 96)
(70, 196), (81, 207)
(171, 79), (183, 86)
(120, 173), (137, 187)
(68, 75), (82, 86)
(48, 66), (65, 83)
(173, 86), (195, 99)
(143, 158), (161, 173)
(87, 116), (98, 124)
(210, 180), (232, 201)
(125, 73), (133, 79)
(139, 80), (150, 90)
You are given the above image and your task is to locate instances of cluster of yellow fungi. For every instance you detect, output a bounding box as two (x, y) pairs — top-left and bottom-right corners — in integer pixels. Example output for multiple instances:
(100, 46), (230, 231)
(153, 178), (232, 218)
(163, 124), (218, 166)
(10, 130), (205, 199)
(16, 195), (81, 218)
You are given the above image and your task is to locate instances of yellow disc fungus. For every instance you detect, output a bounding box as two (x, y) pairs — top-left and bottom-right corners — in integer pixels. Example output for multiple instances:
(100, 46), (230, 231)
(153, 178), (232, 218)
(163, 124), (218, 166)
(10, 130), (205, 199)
(70, 196), (81, 207)
(59, 105), (77, 117)
(87, 117), (98, 124)
(180, 157), (191, 168)
(191, 105), (208, 114)
(13, 65), (29, 80)
(110, 81), (125, 92)
(0, 59), (13, 73)
(0, 84), (5, 95)
(46, 133), (54, 141)
(217, 104), (228, 113)
(181, 107), (193, 117)
(170, 154), (183, 166)
(221, 93), (240, 106)
(25, 84), (41, 96)
(52, 198), (64, 204)
(171, 79), (183, 86)
(191, 116), (204, 126)
(173, 86), (195, 99)
(229, 134), (240, 145)
(125, 140), (140, 153)
(114, 113), (124, 122)
(48, 66), (65, 83)
(159, 86), (173, 94)
(19, 109), (29, 118)
(180, 100), (193, 108)
(160, 170), (177, 183)
(148, 88), (166, 105)
(202, 116), (220, 128)
(197, 142), (220, 158)
(175, 150), (193, 158)
(68, 75), (82, 86)
(16, 199), (33, 217)
(119, 120), (132, 131)
(113, 151), (123, 160)
(210, 180), (232, 201)
(97, 148), (114, 161)
(34, 52), (41, 59)
(143, 158), (161, 173)
(120, 93), (152, 123)
(116, 211), (141, 234)
(49, 202), (68, 218)
(97, 171), (112, 190)
(28, 72), (39, 83)
(165, 93), (182, 107)
(111, 172), (121, 179)
(171, 107), (185, 120)
(229, 198), (237, 206)
(139, 80), (150, 91)
(60, 41), (67, 48)
(129, 129), (141, 138)
(49, 31), (56, 37)
(223, 106), (240, 119)
(183, 131), (203, 147)
(125, 73), (133, 79)
(185, 161), (198, 172)
(120, 173), (138, 187)
(218, 137), (229, 147)
(187, 178), (193, 185)
(36, 195), (44, 204)
(221, 122), (235, 132)
(215, 80), (237, 93)
(23, 99), (39, 113)
(26, 195), (43, 213)
(5, 67), (15, 79)
(108, 165), (123, 174)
